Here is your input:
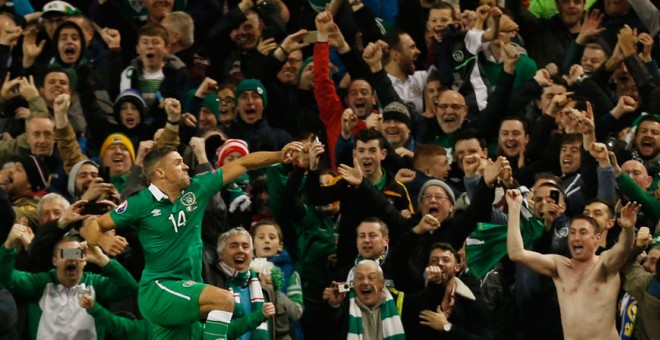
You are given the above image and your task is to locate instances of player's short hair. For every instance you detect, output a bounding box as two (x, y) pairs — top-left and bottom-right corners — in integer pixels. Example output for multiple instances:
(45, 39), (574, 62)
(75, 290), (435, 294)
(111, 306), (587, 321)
(570, 214), (602, 233)
(143, 146), (177, 181)
(249, 220), (283, 242)
(357, 217), (389, 237)
(429, 242), (460, 264)
(217, 227), (253, 253)
(137, 23), (169, 47)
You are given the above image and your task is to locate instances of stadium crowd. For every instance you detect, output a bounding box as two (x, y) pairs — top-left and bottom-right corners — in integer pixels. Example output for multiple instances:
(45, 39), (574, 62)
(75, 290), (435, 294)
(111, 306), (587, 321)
(0, 0), (659, 338)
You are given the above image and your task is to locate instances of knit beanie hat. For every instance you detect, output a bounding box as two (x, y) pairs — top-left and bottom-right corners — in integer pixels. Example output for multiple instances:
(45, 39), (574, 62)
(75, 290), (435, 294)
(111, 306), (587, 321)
(113, 89), (147, 125)
(418, 179), (455, 206)
(67, 159), (98, 199)
(99, 133), (136, 163)
(18, 155), (50, 192)
(184, 89), (220, 120)
(297, 56), (313, 84)
(216, 139), (249, 167)
(235, 79), (268, 108)
(382, 101), (412, 129)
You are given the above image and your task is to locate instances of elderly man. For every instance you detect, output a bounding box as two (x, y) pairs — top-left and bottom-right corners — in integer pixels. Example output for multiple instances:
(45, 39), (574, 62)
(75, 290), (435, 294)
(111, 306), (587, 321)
(203, 228), (276, 339)
(322, 260), (405, 339)
(507, 190), (637, 340)
(0, 233), (137, 339)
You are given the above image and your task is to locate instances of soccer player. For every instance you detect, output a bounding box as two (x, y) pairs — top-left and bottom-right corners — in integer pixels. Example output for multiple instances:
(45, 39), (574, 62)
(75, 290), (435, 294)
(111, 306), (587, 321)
(81, 98), (302, 339)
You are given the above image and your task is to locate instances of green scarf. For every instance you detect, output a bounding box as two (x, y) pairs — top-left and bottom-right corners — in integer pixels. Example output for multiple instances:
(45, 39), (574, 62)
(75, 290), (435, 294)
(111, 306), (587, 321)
(347, 289), (405, 340)
(218, 262), (269, 340)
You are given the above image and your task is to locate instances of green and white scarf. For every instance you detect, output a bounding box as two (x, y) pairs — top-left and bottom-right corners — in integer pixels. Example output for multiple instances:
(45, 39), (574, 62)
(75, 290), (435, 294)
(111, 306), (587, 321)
(347, 288), (405, 340)
(218, 262), (269, 339)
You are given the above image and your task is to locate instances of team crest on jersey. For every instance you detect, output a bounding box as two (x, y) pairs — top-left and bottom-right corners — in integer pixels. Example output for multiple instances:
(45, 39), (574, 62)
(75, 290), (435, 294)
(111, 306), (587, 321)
(452, 50), (464, 63)
(180, 192), (196, 206)
(151, 209), (161, 217)
(183, 281), (194, 287)
(116, 201), (128, 214)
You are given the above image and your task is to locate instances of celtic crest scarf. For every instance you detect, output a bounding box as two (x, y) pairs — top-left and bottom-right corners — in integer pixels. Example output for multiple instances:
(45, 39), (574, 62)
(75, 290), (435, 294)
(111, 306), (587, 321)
(218, 261), (269, 339)
(347, 288), (405, 340)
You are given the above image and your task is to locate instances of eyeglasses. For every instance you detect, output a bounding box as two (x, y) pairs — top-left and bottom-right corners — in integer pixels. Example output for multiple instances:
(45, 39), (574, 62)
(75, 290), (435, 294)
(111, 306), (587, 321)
(219, 97), (234, 104)
(421, 194), (449, 202)
(436, 103), (466, 110)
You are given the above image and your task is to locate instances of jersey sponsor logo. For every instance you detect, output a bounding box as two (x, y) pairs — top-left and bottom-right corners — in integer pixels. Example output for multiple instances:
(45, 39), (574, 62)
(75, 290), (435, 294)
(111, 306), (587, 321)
(151, 209), (161, 217)
(183, 280), (194, 288)
(180, 192), (196, 206)
(116, 201), (128, 214)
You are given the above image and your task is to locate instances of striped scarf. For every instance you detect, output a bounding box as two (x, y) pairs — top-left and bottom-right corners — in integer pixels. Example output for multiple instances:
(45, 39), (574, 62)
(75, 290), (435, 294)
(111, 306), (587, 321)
(218, 262), (269, 340)
(347, 288), (405, 340)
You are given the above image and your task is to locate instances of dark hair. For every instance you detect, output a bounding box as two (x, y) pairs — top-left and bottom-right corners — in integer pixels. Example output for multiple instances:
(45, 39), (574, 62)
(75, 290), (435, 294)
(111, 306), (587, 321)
(571, 214), (602, 233)
(217, 83), (237, 93)
(585, 198), (614, 218)
(38, 67), (71, 87)
(499, 115), (529, 135)
(53, 235), (84, 257)
(354, 128), (387, 150)
(561, 133), (583, 146)
(137, 23), (169, 47)
(143, 146), (177, 181)
(357, 217), (389, 237)
(381, 28), (406, 64)
(429, 1), (458, 20)
(534, 172), (561, 184)
(635, 116), (660, 135)
(250, 219), (283, 242)
(454, 128), (487, 149)
(429, 242), (460, 264)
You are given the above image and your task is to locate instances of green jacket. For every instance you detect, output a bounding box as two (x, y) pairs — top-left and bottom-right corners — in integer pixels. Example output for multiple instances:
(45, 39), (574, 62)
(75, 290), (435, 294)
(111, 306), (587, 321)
(86, 302), (152, 339)
(0, 246), (138, 339)
(615, 173), (660, 222)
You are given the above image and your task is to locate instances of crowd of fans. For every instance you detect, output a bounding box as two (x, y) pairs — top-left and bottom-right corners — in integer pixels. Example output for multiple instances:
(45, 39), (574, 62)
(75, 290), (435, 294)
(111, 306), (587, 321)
(0, 0), (659, 338)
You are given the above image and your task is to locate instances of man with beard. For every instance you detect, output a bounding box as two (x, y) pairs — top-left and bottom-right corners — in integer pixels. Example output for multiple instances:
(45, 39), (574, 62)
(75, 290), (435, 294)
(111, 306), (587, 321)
(382, 29), (426, 116)
(321, 260), (405, 339)
(0, 233), (138, 339)
(628, 116), (660, 187)
(402, 243), (490, 338)
(80, 106), (301, 339)
(507, 189), (638, 340)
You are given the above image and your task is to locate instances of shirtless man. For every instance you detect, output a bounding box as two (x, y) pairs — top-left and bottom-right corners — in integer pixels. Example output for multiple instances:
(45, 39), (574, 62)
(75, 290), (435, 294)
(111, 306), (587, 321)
(506, 189), (638, 340)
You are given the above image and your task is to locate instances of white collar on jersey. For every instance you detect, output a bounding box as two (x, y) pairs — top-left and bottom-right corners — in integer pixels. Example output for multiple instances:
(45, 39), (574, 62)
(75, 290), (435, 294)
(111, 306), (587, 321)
(148, 184), (169, 201)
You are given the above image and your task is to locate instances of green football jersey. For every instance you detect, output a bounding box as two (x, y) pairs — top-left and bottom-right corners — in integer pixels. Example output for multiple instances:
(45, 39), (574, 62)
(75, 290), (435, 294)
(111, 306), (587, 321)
(110, 169), (224, 285)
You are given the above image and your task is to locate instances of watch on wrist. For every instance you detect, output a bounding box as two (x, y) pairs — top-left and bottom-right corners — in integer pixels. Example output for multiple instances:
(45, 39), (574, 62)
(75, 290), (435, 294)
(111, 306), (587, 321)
(443, 323), (452, 332)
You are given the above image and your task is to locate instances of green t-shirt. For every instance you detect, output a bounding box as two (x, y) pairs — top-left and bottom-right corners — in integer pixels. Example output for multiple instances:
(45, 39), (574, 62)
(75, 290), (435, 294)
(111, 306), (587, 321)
(110, 169), (224, 285)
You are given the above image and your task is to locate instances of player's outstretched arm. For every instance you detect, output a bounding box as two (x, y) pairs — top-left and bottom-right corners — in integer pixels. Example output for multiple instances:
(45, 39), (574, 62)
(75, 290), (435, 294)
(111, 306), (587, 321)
(221, 142), (303, 183)
(80, 214), (127, 257)
(506, 189), (559, 277)
(602, 201), (639, 274)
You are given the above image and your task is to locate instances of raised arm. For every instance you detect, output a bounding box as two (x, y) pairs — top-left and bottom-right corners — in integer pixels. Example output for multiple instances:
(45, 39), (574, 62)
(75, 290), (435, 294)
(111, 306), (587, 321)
(221, 142), (302, 183)
(600, 202), (638, 274)
(506, 189), (560, 277)
(80, 214), (126, 256)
